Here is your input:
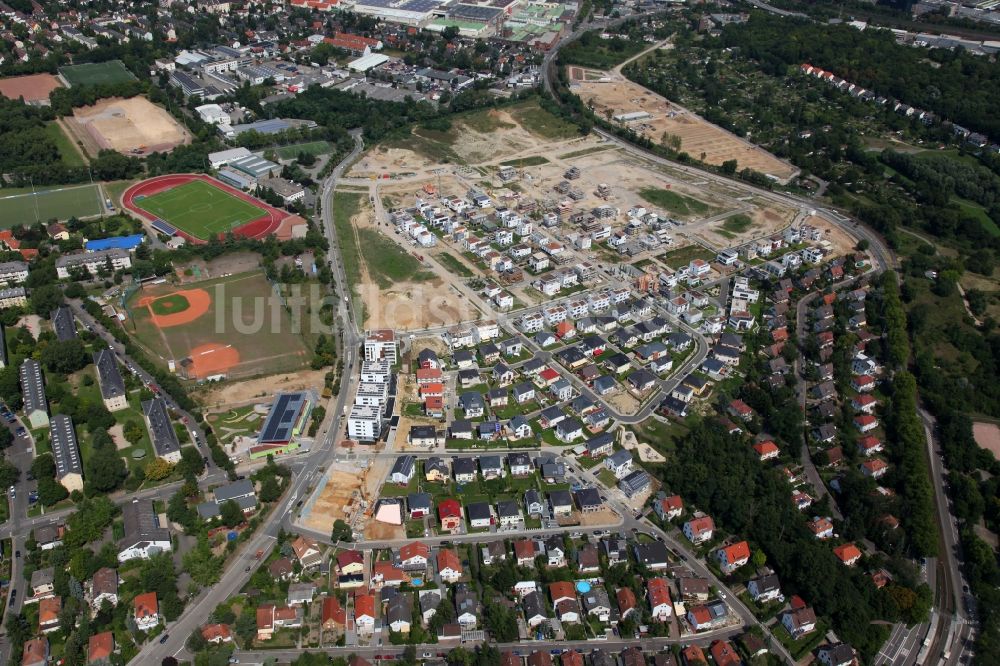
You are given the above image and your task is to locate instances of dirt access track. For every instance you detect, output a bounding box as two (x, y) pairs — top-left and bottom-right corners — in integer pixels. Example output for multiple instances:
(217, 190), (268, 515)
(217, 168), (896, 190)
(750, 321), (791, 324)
(66, 96), (190, 157)
(570, 68), (797, 182)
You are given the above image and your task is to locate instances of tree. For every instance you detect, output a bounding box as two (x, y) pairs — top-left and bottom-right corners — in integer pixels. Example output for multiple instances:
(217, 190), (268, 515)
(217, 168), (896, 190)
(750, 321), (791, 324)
(65, 496), (116, 547)
(259, 475), (281, 502)
(331, 519), (352, 542)
(144, 458), (174, 481)
(183, 536), (222, 587)
(0, 458), (19, 488)
(30, 284), (64, 316)
(85, 444), (128, 493)
(31, 452), (56, 480)
(37, 476), (68, 506)
(220, 500), (244, 528)
(123, 420), (145, 445)
(167, 489), (200, 533)
(41, 340), (86, 374)
(177, 446), (205, 478)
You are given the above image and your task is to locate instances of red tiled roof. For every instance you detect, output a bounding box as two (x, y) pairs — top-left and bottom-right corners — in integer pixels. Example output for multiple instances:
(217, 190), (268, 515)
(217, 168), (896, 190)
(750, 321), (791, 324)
(133, 592), (158, 620)
(257, 604), (274, 630)
(201, 623), (231, 642)
(647, 577), (671, 607)
(548, 581), (575, 602)
(437, 548), (462, 573)
(834, 543), (862, 564)
(400, 541), (429, 560)
(322, 596), (346, 626)
(616, 587), (636, 612)
(88, 631), (114, 662)
(720, 541), (751, 565)
(337, 550), (363, 568)
(710, 640), (741, 666)
(354, 592), (375, 619)
(753, 441), (779, 458)
(438, 498), (461, 519)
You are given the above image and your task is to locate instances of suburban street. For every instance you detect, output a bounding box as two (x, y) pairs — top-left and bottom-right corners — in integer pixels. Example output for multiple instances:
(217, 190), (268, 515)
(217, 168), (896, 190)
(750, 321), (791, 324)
(130, 128), (369, 665)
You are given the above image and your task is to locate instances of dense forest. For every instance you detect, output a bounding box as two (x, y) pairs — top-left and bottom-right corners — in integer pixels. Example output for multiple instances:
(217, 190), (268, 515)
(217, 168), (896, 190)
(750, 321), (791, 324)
(718, 14), (1000, 140)
(656, 420), (918, 660)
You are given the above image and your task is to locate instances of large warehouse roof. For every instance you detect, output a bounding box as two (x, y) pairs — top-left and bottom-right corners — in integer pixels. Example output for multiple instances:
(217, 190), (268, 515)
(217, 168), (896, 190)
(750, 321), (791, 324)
(348, 53), (391, 72)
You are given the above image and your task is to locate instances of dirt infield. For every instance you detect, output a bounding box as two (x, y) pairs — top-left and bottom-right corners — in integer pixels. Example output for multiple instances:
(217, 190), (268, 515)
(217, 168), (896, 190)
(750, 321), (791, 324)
(138, 289), (211, 328)
(974, 422), (1000, 460)
(0, 74), (62, 103)
(67, 96), (190, 156)
(188, 343), (241, 379)
(127, 271), (311, 381)
(122, 174), (289, 243)
(570, 71), (797, 182)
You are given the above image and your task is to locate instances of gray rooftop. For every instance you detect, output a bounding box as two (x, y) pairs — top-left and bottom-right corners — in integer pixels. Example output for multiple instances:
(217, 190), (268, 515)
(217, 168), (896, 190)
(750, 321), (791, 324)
(94, 349), (126, 402)
(142, 397), (180, 459)
(213, 479), (256, 503)
(19, 359), (46, 416)
(51, 305), (77, 342)
(121, 498), (169, 549)
(50, 414), (82, 481)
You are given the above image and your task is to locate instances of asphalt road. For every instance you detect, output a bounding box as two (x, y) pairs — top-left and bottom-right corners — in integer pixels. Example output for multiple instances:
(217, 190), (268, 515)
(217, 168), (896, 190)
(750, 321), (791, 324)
(129, 131), (368, 665)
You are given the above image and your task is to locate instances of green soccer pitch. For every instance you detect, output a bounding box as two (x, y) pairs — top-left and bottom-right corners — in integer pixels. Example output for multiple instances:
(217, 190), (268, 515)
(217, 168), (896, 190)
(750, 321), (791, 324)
(134, 180), (268, 240)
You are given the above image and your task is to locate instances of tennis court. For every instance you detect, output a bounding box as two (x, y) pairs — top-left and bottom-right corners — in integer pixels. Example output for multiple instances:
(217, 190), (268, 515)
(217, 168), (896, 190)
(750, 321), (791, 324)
(134, 179), (267, 239)
(58, 60), (137, 88)
(0, 184), (103, 227)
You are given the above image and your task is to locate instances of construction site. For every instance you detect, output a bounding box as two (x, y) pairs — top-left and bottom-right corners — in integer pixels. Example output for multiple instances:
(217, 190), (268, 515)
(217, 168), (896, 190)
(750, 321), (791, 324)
(298, 458), (397, 539)
(569, 66), (798, 182)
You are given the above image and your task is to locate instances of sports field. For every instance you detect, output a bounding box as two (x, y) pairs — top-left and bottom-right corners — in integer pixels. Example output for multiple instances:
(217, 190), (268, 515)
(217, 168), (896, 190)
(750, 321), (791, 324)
(128, 271), (312, 381)
(275, 140), (333, 160)
(134, 180), (267, 238)
(58, 60), (137, 88)
(0, 184), (103, 227)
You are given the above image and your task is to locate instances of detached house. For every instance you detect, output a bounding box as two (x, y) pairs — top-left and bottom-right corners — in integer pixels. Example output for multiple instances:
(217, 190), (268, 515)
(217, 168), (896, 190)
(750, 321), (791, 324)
(647, 577), (673, 621)
(683, 516), (715, 544)
(716, 541), (751, 574)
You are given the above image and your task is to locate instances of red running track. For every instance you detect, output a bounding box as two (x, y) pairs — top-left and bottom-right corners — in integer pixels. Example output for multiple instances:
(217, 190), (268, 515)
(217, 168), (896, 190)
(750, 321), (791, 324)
(121, 173), (288, 244)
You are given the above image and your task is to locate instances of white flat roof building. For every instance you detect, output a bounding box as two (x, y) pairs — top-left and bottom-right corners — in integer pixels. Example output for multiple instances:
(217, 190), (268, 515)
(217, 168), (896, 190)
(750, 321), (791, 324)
(348, 404), (381, 442)
(196, 103), (231, 125)
(348, 53), (391, 72)
(207, 147), (252, 169)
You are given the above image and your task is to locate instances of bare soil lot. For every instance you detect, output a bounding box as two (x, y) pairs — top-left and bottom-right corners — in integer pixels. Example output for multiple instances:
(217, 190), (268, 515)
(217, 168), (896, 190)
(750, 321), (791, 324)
(192, 369), (327, 410)
(0, 73), (62, 103)
(571, 71), (796, 181)
(67, 96), (190, 156)
(302, 466), (365, 535)
(974, 421), (1000, 460)
(346, 199), (472, 331)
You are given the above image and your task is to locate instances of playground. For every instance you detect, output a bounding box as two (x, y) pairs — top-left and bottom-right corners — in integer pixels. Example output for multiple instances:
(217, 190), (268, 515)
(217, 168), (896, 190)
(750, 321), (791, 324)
(127, 270), (312, 381)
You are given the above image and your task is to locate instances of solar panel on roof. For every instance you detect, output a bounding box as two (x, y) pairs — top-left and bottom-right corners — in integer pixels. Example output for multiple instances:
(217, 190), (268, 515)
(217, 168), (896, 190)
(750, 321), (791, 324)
(152, 219), (177, 235)
(259, 392), (307, 443)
